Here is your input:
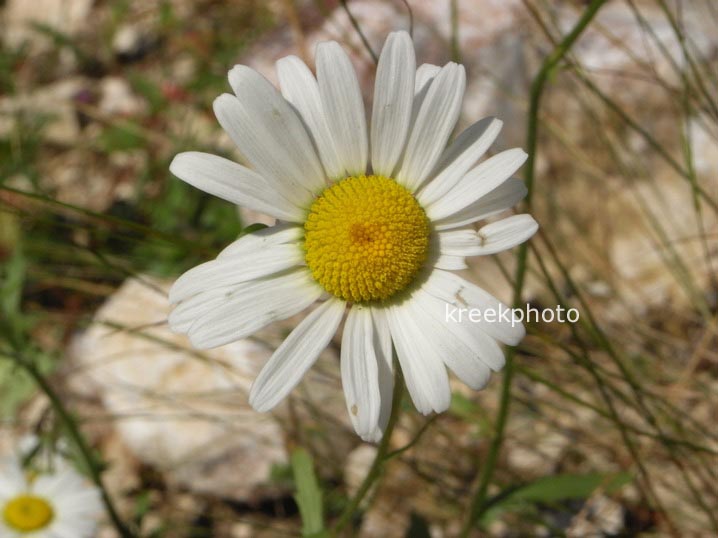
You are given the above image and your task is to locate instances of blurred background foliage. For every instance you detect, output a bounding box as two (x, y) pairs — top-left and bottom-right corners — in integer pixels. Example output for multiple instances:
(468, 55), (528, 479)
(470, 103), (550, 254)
(0, 0), (716, 536)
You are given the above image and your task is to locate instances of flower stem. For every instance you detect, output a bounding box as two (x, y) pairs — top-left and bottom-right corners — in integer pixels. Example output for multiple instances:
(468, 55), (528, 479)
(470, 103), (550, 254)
(339, 0), (378, 64)
(458, 1), (609, 535)
(331, 361), (404, 536)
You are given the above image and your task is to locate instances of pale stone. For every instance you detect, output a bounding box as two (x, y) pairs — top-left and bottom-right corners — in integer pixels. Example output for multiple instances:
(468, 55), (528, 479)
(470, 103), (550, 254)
(69, 277), (288, 501)
(3, 0), (94, 51)
(507, 427), (569, 475)
(570, 3), (714, 82)
(344, 444), (377, 497)
(0, 78), (85, 144)
(98, 77), (147, 117)
(568, 495), (625, 537)
(609, 173), (718, 314)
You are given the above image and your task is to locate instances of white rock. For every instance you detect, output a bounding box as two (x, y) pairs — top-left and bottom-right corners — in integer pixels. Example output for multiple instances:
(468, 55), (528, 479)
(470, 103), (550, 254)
(3, 0), (93, 52)
(98, 76), (147, 116)
(69, 277), (287, 501)
(0, 78), (85, 144)
(507, 428), (569, 475)
(609, 172), (717, 314)
(344, 444), (377, 497)
(112, 25), (143, 57)
(571, 3), (714, 82)
(568, 494), (625, 537)
(689, 116), (718, 178)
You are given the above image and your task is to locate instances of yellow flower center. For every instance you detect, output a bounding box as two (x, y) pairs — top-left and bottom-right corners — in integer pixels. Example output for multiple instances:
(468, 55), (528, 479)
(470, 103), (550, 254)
(3, 495), (54, 532)
(304, 175), (430, 303)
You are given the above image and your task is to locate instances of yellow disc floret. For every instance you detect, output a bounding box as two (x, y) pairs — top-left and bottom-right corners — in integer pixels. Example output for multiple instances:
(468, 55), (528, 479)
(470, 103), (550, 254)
(3, 495), (54, 532)
(304, 175), (430, 303)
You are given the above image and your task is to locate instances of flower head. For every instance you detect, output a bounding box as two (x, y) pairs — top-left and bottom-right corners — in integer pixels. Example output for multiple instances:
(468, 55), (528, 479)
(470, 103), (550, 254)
(0, 458), (102, 538)
(169, 31), (538, 441)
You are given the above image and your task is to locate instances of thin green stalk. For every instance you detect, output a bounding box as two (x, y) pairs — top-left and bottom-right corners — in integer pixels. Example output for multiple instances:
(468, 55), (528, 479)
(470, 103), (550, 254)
(9, 353), (136, 538)
(450, 0), (461, 63)
(655, 0), (718, 121)
(575, 74), (718, 214)
(399, 0), (414, 37)
(0, 184), (208, 253)
(386, 415), (438, 460)
(458, 1), (609, 534)
(339, 0), (378, 64)
(331, 363), (404, 536)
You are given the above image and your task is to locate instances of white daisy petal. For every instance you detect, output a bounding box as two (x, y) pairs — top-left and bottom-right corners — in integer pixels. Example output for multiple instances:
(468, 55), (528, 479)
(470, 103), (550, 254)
(371, 31), (416, 177)
(0, 459), (26, 499)
(249, 298), (345, 411)
(396, 63), (466, 192)
(418, 117), (504, 207)
(276, 55), (344, 179)
(214, 67), (325, 199)
(51, 523), (86, 538)
(169, 152), (304, 222)
(427, 148), (528, 221)
(368, 307), (394, 441)
(433, 254), (468, 270)
(169, 284), (235, 333)
(341, 306), (381, 440)
(413, 287), (505, 372)
(217, 224), (302, 260)
(438, 214), (539, 256)
(170, 225), (304, 331)
(227, 67), (327, 194)
(169, 243), (304, 304)
(53, 488), (102, 515)
(423, 269), (525, 346)
(434, 177), (528, 231)
(386, 301), (451, 414)
(410, 289), (494, 388)
(415, 63), (440, 94)
(407, 64), (440, 136)
(213, 94), (314, 206)
(316, 41), (368, 176)
(32, 471), (77, 499)
(188, 269), (322, 349)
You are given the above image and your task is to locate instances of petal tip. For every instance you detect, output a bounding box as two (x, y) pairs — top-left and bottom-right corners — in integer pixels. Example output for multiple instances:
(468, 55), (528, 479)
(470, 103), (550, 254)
(248, 390), (273, 413)
(168, 153), (184, 177)
(212, 92), (235, 112)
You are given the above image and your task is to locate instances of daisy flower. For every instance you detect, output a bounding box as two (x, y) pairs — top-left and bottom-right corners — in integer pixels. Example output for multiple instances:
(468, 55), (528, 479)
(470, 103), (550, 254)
(0, 458), (102, 538)
(169, 31), (538, 441)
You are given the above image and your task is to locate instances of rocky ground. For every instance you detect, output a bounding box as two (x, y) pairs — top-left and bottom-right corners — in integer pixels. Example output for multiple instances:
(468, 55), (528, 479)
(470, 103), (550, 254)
(0, 0), (716, 536)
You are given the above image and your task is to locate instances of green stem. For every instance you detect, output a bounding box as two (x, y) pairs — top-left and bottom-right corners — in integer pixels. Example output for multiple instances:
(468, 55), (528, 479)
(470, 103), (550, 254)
(450, 0), (461, 63)
(458, 1), (608, 535)
(12, 354), (136, 538)
(331, 362), (404, 536)
(339, 0), (378, 64)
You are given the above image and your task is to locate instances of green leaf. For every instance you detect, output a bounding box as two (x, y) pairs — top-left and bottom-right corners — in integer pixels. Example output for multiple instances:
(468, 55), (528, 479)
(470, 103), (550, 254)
(0, 245), (25, 319)
(129, 73), (166, 114)
(0, 245), (30, 347)
(0, 350), (55, 418)
(510, 472), (632, 503)
(291, 448), (326, 537)
(98, 125), (145, 152)
(481, 472), (632, 524)
(449, 392), (480, 419)
(240, 222), (269, 236)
